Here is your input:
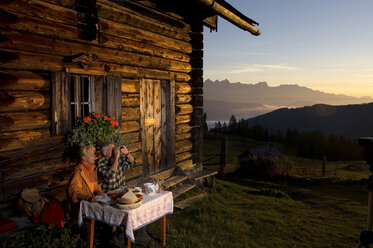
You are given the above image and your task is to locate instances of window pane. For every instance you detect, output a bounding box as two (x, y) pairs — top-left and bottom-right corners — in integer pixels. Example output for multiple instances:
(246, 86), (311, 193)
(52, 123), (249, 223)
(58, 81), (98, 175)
(71, 104), (76, 128)
(83, 104), (89, 117)
(82, 77), (89, 102)
(70, 76), (75, 101)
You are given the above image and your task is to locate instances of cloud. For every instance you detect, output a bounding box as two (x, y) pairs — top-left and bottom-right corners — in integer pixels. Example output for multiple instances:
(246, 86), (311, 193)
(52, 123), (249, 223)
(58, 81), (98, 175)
(228, 64), (298, 74)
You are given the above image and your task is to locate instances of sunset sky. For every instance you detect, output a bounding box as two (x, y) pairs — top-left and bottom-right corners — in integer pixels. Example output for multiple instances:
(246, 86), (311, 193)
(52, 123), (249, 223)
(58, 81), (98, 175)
(204, 0), (373, 98)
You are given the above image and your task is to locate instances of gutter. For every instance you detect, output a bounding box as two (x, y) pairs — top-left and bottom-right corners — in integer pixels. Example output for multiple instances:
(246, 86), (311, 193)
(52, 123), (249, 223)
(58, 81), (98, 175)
(198, 0), (261, 36)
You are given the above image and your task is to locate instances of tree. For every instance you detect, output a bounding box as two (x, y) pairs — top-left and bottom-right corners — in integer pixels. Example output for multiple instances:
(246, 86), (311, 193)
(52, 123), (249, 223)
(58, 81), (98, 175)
(229, 115), (237, 134)
(202, 112), (208, 133)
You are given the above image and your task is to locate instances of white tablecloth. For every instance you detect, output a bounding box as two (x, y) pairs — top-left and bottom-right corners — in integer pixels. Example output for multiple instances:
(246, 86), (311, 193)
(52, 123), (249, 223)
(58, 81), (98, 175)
(78, 191), (173, 242)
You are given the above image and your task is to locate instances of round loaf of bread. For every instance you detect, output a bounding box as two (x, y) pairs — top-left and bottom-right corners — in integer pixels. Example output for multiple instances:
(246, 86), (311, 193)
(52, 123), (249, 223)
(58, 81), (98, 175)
(117, 190), (138, 204)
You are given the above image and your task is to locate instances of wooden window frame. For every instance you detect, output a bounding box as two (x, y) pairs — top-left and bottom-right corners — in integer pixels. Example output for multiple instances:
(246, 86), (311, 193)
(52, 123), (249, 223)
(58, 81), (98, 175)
(51, 72), (122, 136)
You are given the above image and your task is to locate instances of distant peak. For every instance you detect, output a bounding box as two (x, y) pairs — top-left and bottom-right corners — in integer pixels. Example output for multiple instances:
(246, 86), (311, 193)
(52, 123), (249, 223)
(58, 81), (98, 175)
(255, 82), (268, 87)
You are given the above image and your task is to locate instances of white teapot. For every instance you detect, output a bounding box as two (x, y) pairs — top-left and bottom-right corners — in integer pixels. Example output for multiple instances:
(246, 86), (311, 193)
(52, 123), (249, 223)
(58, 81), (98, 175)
(143, 182), (159, 194)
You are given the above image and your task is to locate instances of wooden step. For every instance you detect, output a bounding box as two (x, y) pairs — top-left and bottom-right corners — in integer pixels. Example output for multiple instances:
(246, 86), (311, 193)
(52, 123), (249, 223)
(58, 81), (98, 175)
(193, 169), (217, 181)
(175, 193), (208, 210)
(161, 175), (188, 189)
(171, 182), (195, 198)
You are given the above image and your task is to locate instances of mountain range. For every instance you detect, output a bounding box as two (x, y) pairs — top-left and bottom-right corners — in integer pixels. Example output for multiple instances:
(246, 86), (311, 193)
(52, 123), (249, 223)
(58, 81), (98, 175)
(204, 79), (373, 122)
(245, 103), (373, 139)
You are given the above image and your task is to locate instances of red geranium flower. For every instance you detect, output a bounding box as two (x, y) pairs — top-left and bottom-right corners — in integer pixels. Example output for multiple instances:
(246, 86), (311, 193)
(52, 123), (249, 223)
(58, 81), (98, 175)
(93, 120), (97, 123)
(104, 115), (109, 120)
(112, 116), (116, 120)
(83, 116), (91, 123)
(93, 113), (101, 118)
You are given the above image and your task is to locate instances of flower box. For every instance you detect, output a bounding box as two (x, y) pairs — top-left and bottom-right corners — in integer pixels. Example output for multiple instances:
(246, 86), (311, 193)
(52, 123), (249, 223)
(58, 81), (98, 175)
(0, 217), (16, 233)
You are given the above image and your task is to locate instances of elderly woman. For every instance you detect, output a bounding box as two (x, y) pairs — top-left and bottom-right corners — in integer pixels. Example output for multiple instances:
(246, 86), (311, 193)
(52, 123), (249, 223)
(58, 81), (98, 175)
(67, 145), (104, 220)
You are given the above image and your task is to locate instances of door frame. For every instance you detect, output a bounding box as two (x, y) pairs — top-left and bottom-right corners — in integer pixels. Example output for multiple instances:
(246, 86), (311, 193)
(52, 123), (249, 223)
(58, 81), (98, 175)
(139, 78), (175, 176)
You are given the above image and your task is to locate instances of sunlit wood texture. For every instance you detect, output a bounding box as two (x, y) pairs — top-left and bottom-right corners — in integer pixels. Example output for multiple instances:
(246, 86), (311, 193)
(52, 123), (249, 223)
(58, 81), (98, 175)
(0, 0), (201, 211)
(189, 23), (204, 167)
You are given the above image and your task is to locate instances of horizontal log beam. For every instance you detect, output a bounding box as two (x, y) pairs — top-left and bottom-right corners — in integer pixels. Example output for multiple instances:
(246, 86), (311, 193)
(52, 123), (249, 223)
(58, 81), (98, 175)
(176, 151), (192, 163)
(175, 115), (190, 124)
(100, 33), (190, 63)
(0, 30), (192, 73)
(0, 111), (50, 132)
(121, 131), (140, 144)
(0, 90), (50, 112)
(122, 79), (140, 93)
(97, 0), (191, 32)
(0, 140), (65, 169)
(175, 140), (192, 154)
(0, 9), (79, 41)
(176, 124), (192, 134)
(99, 18), (192, 54)
(122, 107), (140, 121)
(120, 120), (139, 133)
(175, 82), (191, 94)
(176, 132), (191, 142)
(176, 94), (191, 104)
(97, 2), (191, 42)
(39, 0), (74, 8)
(0, 70), (49, 91)
(1, 158), (72, 182)
(0, 48), (190, 81)
(0, 166), (73, 202)
(122, 93), (140, 107)
(125, 165), (143, 181)
(0, 0), (77, 26)
(126, 141), (141, 153)
(176, 104), (193, 115)
(177, 159), (194, 171)
(0, 128), (51, 152)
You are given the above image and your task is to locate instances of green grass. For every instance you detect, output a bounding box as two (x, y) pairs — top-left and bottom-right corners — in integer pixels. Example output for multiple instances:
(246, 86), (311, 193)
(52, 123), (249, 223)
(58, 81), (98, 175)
(1, 133), (370, 247)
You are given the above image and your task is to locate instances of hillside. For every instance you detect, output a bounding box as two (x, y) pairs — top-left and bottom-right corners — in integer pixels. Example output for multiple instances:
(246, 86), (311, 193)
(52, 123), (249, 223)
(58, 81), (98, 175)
(245, 103), (373, 139)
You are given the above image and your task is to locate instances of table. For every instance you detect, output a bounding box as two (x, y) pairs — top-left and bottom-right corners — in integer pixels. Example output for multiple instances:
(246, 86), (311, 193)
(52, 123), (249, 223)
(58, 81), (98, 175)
(78, 191), (173, 247)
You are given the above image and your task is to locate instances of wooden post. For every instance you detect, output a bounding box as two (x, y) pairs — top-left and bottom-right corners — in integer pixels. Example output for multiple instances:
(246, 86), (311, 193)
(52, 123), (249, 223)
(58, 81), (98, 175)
(160, 215), (166, 246)
(322, 155), (326, 176)
(126, 237), (131, 248)
(219, 137), (227, 176)
(87, 219), (95, 248)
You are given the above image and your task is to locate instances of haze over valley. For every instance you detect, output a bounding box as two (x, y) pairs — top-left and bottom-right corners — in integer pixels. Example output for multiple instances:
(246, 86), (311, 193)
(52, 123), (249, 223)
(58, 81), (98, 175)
(204, 79), (373, 125)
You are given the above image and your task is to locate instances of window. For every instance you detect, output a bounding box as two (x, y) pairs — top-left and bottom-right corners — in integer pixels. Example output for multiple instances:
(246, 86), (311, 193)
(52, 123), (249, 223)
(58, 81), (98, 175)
(51, 72), (122, 136)
(70, 75), (94, 127)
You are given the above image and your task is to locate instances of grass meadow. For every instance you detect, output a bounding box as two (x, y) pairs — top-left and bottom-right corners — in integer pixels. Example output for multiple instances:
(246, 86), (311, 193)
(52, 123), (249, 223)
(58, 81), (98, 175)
(1, 133), (370, 247)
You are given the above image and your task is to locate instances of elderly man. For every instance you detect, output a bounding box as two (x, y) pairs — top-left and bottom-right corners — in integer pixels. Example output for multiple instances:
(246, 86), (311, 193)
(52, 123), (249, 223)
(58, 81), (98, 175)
(96, 142), (153, 246)
(96, 142), (135, 192)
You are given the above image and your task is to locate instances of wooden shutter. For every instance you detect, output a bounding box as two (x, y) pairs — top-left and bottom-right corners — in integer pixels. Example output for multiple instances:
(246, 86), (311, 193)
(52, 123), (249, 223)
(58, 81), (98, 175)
(105, 76), (122, 126)
(51, 71), (71, 136)
(92, 75), (104, 114)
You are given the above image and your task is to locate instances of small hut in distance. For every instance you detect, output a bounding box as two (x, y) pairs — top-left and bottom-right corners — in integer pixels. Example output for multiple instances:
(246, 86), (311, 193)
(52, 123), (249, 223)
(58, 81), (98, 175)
(240, 147), (284, 160)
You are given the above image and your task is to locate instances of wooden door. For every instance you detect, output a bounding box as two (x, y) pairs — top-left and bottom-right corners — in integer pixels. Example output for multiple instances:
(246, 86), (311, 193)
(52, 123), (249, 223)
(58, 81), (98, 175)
(140, 79), (175, 175)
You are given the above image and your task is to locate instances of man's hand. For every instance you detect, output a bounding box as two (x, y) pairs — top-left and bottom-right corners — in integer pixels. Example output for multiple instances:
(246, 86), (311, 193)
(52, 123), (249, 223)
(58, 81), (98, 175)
(112, 146), (120, 159)
(120, 145), (129, 155)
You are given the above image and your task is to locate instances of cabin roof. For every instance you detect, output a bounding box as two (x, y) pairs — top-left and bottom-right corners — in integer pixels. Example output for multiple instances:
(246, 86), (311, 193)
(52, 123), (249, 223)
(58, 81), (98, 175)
(124, 0), (261, 35)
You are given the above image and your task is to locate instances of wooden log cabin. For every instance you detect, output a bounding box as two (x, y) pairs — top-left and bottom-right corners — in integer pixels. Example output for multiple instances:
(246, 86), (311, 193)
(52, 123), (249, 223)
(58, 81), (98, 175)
(0, 0), (260, 215)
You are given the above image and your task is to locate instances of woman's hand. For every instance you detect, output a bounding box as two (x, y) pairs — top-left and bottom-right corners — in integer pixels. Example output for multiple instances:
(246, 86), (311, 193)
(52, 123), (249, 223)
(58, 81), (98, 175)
(96, 191), (105, 196)
(89, 196), (98, 203)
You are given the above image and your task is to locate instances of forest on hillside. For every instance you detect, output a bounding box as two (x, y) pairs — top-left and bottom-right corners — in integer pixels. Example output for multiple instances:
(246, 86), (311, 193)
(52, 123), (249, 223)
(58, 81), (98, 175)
(205, 114), (364, 161)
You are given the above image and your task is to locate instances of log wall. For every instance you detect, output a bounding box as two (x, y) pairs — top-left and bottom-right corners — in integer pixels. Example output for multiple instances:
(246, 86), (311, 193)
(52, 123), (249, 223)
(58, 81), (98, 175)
(0, 0), (202, 213)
